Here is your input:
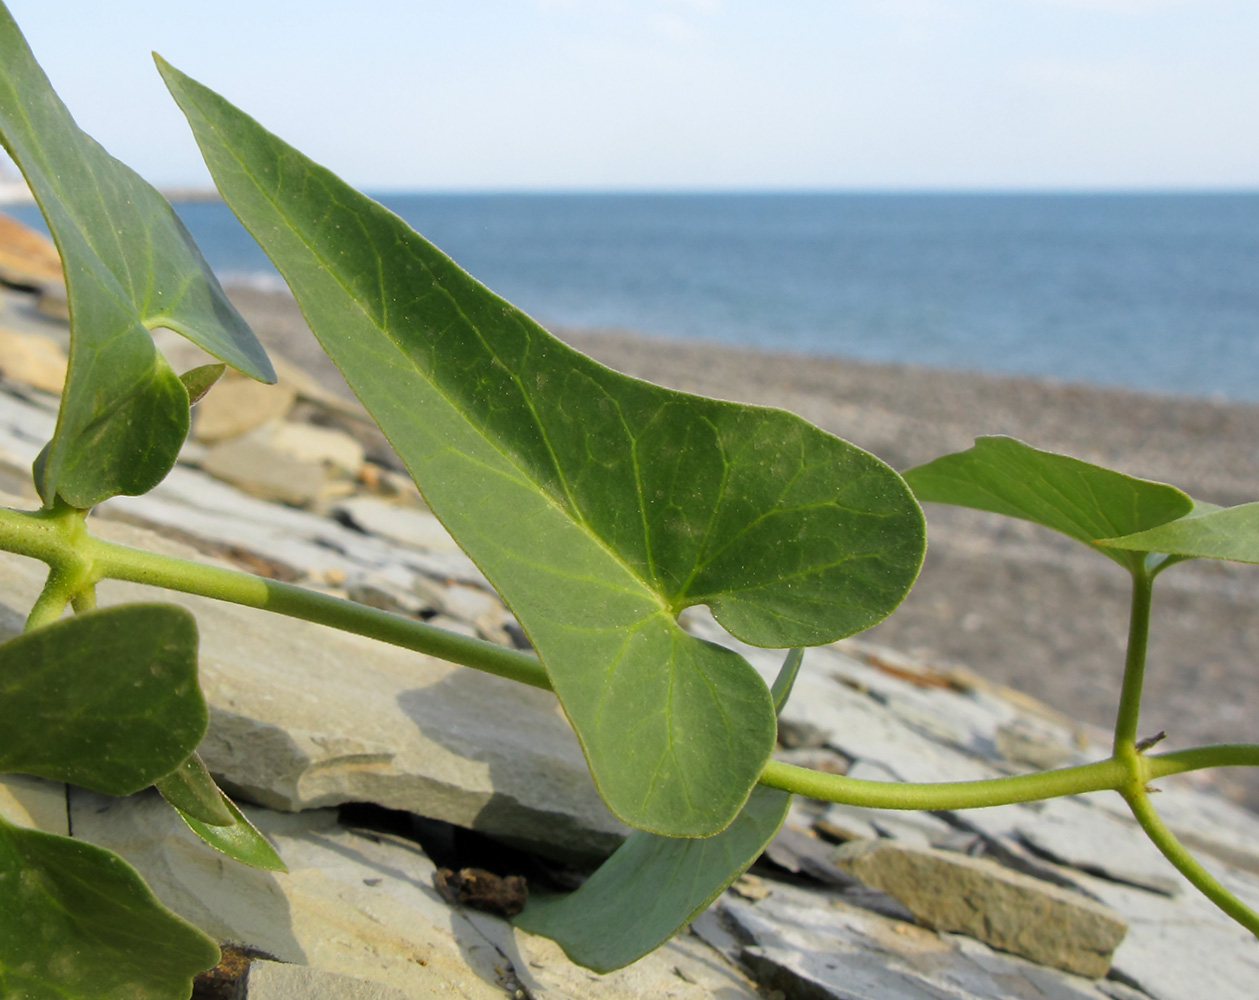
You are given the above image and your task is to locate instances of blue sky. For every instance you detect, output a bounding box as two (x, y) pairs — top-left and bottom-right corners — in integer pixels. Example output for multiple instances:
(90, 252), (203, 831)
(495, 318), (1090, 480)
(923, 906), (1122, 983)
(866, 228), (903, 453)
(4, 0), (1257, 191)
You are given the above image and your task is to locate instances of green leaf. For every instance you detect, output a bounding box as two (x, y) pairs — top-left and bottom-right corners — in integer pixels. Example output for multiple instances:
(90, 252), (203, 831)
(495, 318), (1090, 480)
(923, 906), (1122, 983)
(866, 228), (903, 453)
(0, 604), (205, 796)
(180, 363), (227, 406)
(155, 752), (233, 827)
(903, 436), (1193, 570)
(1099, 501), (1259, 565)
(161, 61), (925, 836)
(515, 785), (790, 972)
(0, 815), (219, 999)
(0, 7), (274, 508)
(176, 791), (287, 872)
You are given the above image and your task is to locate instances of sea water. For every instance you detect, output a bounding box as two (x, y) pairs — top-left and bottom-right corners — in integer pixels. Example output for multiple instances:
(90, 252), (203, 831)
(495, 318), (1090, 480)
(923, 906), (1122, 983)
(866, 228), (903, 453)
(10, 192), (1259, 401)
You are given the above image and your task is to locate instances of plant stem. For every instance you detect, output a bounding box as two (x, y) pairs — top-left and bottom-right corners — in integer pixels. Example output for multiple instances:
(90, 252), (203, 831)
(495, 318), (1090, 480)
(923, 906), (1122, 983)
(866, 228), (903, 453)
(759, 742), (1259, 809)
(80, 531), (552, 691)
(1113, 562), (1154, 756)
(758, 757), (1129, 808)
(1123, 786), (1259, 937)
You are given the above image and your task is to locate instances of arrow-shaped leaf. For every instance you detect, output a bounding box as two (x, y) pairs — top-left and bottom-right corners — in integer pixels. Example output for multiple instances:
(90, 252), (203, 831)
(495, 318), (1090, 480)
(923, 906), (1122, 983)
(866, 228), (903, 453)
(0, 815), (220, 999)
(161, 61), (924, 836)
(515, 785), (790, 972)
(904, 436), (1193, 572)
(0, 604), (205, 796)
(0, 5), (274, 508)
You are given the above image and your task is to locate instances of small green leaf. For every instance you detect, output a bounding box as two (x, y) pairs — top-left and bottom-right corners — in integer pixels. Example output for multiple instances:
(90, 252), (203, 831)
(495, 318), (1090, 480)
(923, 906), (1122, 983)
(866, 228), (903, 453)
(0, 815), (220, 999)
(904, 436), (1193, 570)
(1099, 501), (1259, 564)
(0, 604), (205, 796)
(771, 648), (804, 714)
(176, 791), (287, 872)
(515, 785), (790, 972)
(180, 363), (227, 406)
(155, 752), (233, 827)
(0, 8), (274, 508)
(161, 62), (925, 836)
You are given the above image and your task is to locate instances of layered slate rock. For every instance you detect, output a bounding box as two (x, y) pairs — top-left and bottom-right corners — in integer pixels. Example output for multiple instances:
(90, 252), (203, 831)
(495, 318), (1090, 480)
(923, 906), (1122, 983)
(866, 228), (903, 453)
(67, 787), (761, 1000)
(834, 839), (1128, 977)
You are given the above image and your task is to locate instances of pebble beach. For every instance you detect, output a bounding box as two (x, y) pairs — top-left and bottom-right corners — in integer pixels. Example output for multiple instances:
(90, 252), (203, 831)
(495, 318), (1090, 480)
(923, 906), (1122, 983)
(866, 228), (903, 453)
(228, 284), (1259, 809)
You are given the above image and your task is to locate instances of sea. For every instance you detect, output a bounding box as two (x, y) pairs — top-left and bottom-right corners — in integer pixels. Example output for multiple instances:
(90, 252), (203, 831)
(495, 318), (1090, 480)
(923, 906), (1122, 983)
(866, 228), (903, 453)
(8, 192), (1259, 401)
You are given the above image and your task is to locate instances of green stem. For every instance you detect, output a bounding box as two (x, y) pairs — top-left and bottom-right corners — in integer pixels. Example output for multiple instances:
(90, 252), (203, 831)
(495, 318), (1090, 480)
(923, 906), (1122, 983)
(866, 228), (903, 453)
(24, 571), (71, 630)
(759, 742), (1259, 809)
(1113, 562), (1154, 756)
(80, 531), (551, 691)
(1148, 743), (1259, 776)
(1123, 786), (1259, 937)
(758, 757), (1129, 809)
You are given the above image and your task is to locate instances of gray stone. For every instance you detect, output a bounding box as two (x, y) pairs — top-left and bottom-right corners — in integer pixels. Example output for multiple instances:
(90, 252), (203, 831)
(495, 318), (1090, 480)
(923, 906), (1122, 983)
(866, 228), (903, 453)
(693, 878), (1127, 1000)
(834, 839), (1128, 977)
(345, 578), (438, 618)
(69, 790), (761, 1000)
(239, 960), (412, 1000)
(995, 717), (1075, 770)
(1063, 863), (1259, 1000)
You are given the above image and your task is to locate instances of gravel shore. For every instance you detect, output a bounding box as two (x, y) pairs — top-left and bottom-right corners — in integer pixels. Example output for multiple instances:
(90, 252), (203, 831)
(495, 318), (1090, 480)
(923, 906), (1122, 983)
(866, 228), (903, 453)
(227, 285), (1259, 809)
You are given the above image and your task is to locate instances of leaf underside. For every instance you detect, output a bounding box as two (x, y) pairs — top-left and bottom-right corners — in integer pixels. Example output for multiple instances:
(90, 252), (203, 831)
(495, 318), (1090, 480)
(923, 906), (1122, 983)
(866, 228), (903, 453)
(1099, 500), (1259, 564)
(515, 785), (790, 972)
(0, 816), (219, 999)
(0, 603), (205, 796)
(162, 60), (925, 836)
(174, 790), (288, 872)
(0, 8), (273, 508)
(903, 436), (1194, 571)
(155, 752), (234, 826)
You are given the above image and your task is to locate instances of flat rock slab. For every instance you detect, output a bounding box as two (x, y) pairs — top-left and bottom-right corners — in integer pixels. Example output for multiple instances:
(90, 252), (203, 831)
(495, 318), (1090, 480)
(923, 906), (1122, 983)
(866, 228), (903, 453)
(693, 879), (1128, 1000)
(834, 839), (1128, 977)
(240, 960), (412, 1000)
(69, 788), (761, 1000)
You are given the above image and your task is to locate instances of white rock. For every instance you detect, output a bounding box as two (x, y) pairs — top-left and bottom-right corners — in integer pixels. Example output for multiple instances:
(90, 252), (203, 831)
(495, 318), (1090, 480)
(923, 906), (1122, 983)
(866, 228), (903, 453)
(269, 420), (365, 478)
(239, 959), (412, 1000)
(193, 372), (297, 443)
(333, 496), (462, 554)
(201, 428), (330, 507)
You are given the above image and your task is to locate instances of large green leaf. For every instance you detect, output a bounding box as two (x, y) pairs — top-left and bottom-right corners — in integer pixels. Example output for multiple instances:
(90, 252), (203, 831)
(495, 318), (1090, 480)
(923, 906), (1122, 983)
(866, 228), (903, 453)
(0, 815), (219, 999)
(161, 61), (925, 836)
(1099, 501), (1259, 564)
(515, 785), (790, 972)
(903, 436), (1193, 571)
(0, 604), (205, 796)
(0, 5), (274, 508)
